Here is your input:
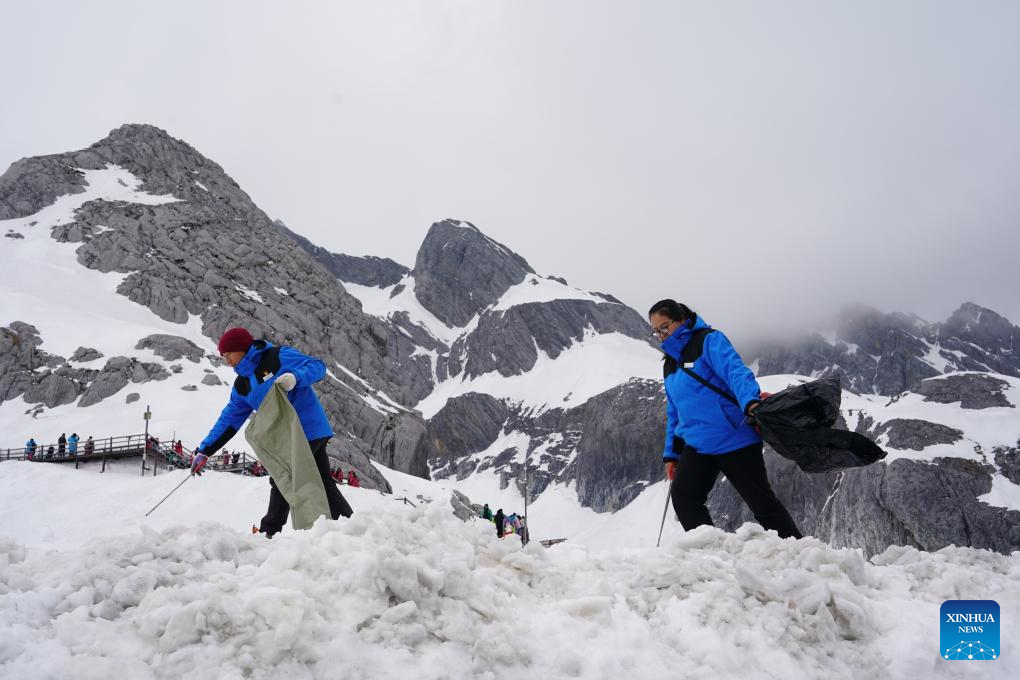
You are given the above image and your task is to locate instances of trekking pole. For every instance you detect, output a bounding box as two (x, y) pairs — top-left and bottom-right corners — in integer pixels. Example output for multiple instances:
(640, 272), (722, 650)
(656, 478), (675, 548)
(145, 474), (191, 517)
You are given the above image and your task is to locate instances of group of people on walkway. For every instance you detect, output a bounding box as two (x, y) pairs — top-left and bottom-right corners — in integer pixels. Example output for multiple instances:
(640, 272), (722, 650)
(24, 433), (94, 460)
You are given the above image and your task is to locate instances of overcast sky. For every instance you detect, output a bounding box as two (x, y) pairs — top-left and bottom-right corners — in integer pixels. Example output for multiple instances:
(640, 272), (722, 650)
(2, 1), (1018, 339)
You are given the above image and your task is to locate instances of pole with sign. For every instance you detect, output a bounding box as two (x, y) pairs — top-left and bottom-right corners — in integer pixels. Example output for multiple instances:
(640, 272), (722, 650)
(141, 406), (151, 476)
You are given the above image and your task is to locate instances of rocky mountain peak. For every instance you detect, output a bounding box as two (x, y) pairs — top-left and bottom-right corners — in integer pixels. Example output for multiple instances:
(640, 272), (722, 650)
(413, 219), (535, 327)
(943, 302), (1019, 349)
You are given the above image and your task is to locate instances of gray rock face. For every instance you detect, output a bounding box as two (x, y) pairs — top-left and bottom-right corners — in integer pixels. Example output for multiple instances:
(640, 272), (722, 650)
(201, 374), (222, 386)
(70, 347), (104, 362)
(77, 356), (169, 407)
(571, 380), (667, 512)
(5, 231), (24, 239)
(994, 445), (1020, 485)
(135, 334), (204, 363)
(413, 220), (534, 327)
(0, 323), (63, 405)
(23, 373), (79, 408)
(427, 379), (665, 513)
(126, 392), (140, 404)
(876, 419), (964, 451)
(427, 393), (509, 475)
(915, 373), (1013, 409)
(78, 368), (128, 407)
(0, 159), (88, 219)
(277, 220), (410, 287)
(705, 448), (1020, 556)
(822, 458), (1020, 555)
(180, 385), (198, 392)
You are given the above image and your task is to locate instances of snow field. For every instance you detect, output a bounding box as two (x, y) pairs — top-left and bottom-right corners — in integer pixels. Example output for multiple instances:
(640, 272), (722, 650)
(414, 331), (661, 418)
(1, 463), (1017, 680)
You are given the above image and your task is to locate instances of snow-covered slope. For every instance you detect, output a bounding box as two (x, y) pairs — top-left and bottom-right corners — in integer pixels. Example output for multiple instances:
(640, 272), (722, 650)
(0, 461), (1017, 680)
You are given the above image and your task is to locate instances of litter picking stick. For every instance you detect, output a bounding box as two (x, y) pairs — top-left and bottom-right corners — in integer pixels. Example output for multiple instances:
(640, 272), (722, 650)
(656, 477), (675, 548)
(145, 475), (192, 517)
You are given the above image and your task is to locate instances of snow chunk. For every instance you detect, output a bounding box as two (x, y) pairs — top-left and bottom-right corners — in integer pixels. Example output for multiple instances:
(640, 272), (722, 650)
(234, 283), (264, 303)
(0, 462), (1017, 679)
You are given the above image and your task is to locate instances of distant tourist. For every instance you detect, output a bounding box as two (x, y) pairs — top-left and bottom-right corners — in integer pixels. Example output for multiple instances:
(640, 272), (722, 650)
(347, 470), (360, 488)
(25, 438), (37, 457)
(494, 508), (505, 538)
(83, 436), (94, 456)
(67, 433), (79, 455)
(57, 433), (66, 456)
(480, 503), (493, 521)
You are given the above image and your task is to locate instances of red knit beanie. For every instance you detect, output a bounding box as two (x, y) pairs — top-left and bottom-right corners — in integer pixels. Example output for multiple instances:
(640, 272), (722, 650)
(218, 327), (254, 354)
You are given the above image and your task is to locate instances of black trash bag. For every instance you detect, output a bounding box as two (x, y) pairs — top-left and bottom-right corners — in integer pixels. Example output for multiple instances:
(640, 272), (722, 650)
(753, 376), (886, 473)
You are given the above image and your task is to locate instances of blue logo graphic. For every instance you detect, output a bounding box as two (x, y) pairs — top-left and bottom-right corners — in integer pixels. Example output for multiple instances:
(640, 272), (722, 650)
(941, 600), (1000, 661)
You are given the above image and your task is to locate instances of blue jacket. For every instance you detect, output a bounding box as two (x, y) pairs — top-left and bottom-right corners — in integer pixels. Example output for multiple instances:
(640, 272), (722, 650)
(661, 317), (762, 458)
(68, 434), (79, 453)
(199, 341), (333, 454)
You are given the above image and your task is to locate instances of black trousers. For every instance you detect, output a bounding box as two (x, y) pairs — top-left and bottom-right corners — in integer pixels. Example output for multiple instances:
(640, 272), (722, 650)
(259, 437), (353, 536)
(671, 442), (802, 539)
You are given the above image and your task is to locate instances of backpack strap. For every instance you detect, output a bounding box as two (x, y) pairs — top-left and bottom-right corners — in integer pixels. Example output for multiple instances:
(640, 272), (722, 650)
(679, 328), (741, 407)
(682, 366), (740, 406)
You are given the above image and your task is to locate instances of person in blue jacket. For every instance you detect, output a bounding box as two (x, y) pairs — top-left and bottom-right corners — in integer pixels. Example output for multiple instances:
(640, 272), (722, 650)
(649, 299), (801, 539)
(193, 327), (352, 537)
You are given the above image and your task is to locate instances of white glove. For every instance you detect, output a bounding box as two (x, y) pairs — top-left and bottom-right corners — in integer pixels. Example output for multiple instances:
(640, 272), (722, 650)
(276, 372), (296, 391)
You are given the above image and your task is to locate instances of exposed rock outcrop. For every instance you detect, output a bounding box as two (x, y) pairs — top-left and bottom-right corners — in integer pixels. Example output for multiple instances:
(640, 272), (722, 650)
(135, 334), (205, 363)
(915, 373), (1013, 409)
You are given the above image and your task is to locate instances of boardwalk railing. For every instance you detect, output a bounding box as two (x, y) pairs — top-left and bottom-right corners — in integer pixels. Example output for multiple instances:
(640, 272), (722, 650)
(1, 435), (265, 476)
(3, 434), (148, 463)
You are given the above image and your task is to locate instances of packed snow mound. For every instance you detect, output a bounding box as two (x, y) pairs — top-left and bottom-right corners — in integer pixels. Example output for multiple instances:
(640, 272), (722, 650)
(1, 472), (1017, 679)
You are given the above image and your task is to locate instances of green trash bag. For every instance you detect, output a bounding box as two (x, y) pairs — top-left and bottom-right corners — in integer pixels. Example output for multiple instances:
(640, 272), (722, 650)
(244, 383), (330, 530)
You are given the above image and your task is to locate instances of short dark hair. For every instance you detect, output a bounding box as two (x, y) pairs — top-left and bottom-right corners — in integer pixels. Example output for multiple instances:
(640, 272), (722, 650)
(648, 299), (695, 322)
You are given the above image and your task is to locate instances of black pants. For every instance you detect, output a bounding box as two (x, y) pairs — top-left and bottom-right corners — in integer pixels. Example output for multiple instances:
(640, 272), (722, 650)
(259, 437), (353, 537)
(671, 442), (802, 539)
